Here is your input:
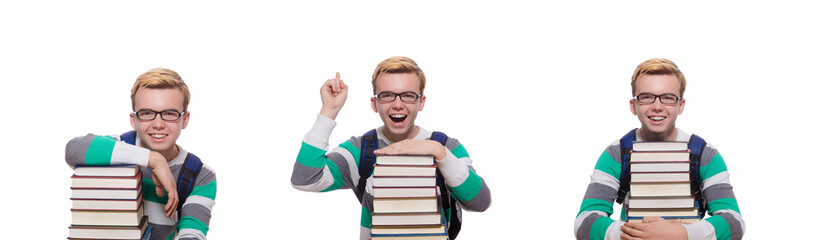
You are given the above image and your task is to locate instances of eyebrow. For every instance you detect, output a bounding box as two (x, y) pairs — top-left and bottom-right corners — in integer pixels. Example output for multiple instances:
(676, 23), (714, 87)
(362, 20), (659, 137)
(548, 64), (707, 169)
(378, 91), (420, 94)
(637, 92), (679, 96)
(136, 108), (182, 112)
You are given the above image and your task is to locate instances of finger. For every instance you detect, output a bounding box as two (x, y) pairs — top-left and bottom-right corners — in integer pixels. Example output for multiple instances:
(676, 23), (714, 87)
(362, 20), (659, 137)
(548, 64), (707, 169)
(642, 216), (663, 223)
(165, 190), (178, 218)
(163, 188), (174, 217)
(332, 72), (341, 92)
(322, 79), (337, 93)
(339, 79), (347, 90)
(329, 78), (341, 95)
(323, 79), (337, 94)
(621, 233), (639, 240)
(156, 185), (165, 198)
(621, 224), (643, 237)
(153, 174), (166, 197)
(166, 199), (173, 218)
(374, 146), (402, 155)
(164, 189), (177, 218)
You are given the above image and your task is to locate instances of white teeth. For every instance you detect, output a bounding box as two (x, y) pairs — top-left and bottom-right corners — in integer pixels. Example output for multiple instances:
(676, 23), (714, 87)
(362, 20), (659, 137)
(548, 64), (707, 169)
(650, 116), (665, 121)
(390, 114), (406, 118)
(151, 134), (167, 139)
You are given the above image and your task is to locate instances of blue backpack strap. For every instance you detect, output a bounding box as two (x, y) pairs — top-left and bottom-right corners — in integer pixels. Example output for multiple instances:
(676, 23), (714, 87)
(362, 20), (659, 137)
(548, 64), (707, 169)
(616, 128), (637, 204)
(176, 153), (203, 220)
(356, 129), (378, 203)
(120, 130), (202, 221)
(687, 134), (707, 218)
(120, 130), (137, 145)
(430, 131), (448, 145)
(430, 131), (460, 239)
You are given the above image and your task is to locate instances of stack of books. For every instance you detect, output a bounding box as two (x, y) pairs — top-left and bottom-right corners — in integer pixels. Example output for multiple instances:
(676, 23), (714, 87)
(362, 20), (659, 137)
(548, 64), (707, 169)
(69, 164), (152, 240)
(626, 141), (700, 223)
(370, 155), (448, 240)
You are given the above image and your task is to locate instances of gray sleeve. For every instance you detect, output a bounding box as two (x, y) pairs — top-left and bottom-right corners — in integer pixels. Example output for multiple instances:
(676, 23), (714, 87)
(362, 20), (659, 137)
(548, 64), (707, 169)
(64, 133), (96, 167)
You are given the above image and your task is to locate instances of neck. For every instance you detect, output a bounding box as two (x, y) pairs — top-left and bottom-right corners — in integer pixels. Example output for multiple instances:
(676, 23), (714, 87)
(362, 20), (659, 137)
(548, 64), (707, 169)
(639, 127), (678, 142)
(382, 126), (420, 143)
(159, 145), (180, 162)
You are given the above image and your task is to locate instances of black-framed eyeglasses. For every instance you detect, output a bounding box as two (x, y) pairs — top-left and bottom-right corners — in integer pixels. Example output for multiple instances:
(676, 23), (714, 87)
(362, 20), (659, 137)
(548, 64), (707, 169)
(375, 91), (421, 103)
(634, 93), (681, 105)
(133, 109), (185, 121)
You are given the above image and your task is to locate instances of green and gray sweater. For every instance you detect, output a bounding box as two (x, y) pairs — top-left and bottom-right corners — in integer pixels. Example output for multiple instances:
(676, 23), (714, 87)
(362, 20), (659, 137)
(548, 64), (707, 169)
(66, 133), (217, 240)
(292, 115), (491, 240)
(575, 129), (744, 240)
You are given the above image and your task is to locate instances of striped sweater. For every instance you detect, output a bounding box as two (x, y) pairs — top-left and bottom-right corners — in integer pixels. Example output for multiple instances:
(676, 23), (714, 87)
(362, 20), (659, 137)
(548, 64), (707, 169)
(292, 115), (491, 240)
(575, 129), (744, 240)
(65, 133), (217, 240)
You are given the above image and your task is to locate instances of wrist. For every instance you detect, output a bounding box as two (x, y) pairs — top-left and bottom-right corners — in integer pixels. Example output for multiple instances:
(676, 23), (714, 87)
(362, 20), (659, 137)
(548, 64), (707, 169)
(148, 151), (167, 168)
(434, 144), (446, 161)
(319, 107), (339, 120)
(670, 224), (688, 239)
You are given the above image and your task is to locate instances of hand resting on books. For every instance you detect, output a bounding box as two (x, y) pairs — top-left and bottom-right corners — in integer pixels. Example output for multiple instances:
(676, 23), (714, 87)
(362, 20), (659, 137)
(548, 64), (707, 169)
(373, 139), (447, 161)
(621, 216), (687, 240)
(148, 151), (179, 218)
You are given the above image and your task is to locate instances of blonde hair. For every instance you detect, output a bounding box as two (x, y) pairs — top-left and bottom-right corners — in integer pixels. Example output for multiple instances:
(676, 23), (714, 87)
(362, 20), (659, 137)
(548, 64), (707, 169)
(130, 68), (191, 111)
(371, 56), (426, 94)
(631, 58), (686, 97)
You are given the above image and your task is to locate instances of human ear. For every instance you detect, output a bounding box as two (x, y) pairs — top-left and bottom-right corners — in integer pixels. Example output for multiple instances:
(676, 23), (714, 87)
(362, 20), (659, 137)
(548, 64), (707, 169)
(418, 95), (426, 111)
(130, 113), (137, 129)
(181, 111), (190, 129)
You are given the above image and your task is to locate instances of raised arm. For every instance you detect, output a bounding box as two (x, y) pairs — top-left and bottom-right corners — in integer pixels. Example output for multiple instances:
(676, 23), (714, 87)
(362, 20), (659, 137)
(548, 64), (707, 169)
(292, 73), (358, 192)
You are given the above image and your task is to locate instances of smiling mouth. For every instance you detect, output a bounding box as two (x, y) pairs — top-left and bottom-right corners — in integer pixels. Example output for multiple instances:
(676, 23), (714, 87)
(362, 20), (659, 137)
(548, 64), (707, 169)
(150, 134), (168, 139)
(649, 116), (666, 121)
(390, 114), (407, 123)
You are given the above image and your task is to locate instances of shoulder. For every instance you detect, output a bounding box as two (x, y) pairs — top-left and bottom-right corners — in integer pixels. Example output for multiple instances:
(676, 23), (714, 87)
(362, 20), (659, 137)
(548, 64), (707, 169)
(347, 134), (367, 147)
(175, 149), (217, 182)
(690, 134), (719, 153)
(424, 129), (463, 149)
(679, 129), (721, 155)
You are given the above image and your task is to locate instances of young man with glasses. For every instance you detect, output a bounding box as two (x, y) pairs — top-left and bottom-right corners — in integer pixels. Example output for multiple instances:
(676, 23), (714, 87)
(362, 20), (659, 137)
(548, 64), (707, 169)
(292, 56), (491, 239)
(574, 59), (744, 240)
(65, 68), (216, 240)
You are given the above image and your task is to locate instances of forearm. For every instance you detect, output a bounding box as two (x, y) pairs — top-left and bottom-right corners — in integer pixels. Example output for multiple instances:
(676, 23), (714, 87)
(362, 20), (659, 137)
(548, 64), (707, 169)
(292, 115), (352, 192)
(575, 180), (623, 240)
(437, 149), (491, 212)
(689, 151), (744, 240)
(575, 210), (623, 240)
(65, 133), (149, 167)
(687, 189), (743, 240)
(576, 149), (623, 240)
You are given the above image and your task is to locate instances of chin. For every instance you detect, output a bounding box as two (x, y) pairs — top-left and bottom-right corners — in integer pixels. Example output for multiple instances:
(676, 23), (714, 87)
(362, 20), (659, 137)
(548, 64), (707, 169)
(646, 126), (673, 135)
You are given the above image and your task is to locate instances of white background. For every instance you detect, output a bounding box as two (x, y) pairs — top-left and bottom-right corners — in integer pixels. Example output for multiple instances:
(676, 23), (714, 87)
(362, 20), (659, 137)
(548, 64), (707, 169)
(1, 1), (819, 239)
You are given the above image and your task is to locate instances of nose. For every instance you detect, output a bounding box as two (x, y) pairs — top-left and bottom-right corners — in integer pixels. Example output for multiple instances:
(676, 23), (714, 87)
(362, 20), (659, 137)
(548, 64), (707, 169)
(150, 117), (166, 129)
(649, 98), (665, 111)
(389, 97), (406, 110)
